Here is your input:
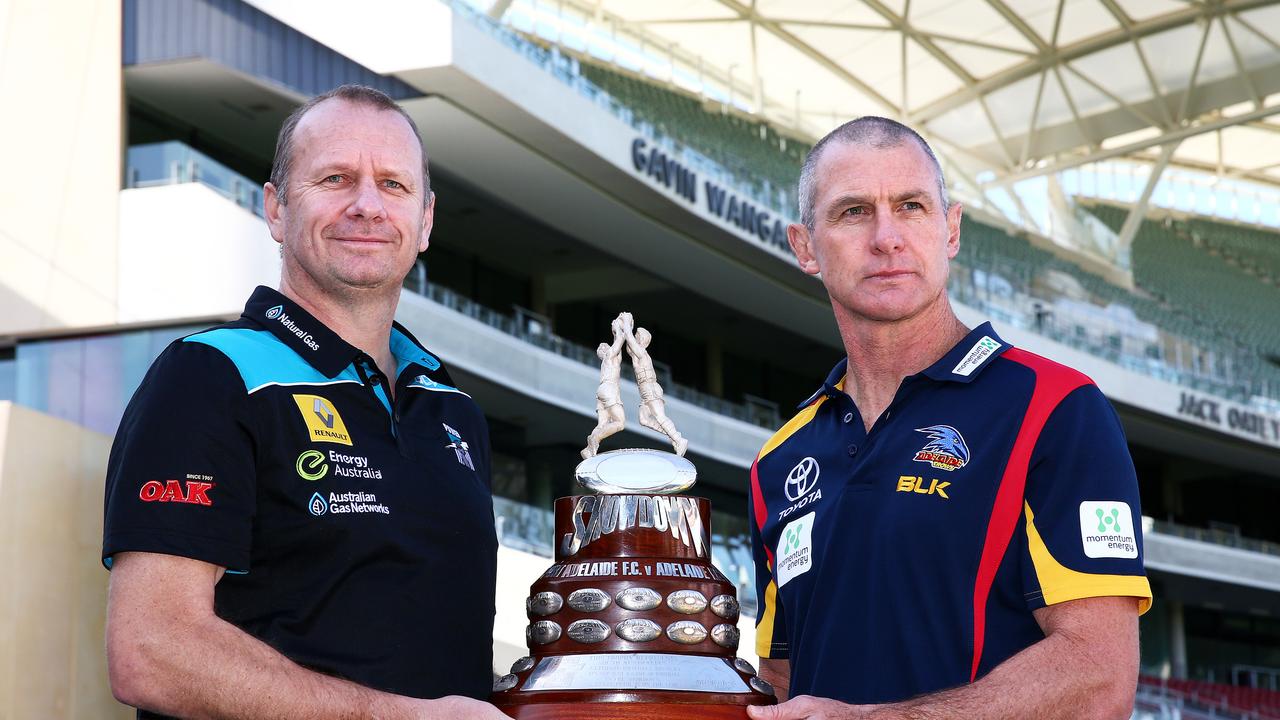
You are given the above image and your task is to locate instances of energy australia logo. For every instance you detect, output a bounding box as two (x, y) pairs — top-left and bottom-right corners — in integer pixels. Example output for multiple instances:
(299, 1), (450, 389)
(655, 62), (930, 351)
(308, 492), (328, 516)
(265, 304), (284, 320)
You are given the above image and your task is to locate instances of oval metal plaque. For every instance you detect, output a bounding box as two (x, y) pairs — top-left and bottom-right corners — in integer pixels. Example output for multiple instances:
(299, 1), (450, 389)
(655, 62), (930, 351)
(710, 594), (740, 620)
(667, 589), (708, 615)
(529, 620), (562, 645)
(575, 448), (697, 494)
(527, 591), (563, 617)
(616, 587), (662, 611)
(711, 623), (740, 649)
(567, 588), (612, 613)
(493, 674), (518, 692)
(511, 656), (536, 674)
(615, 618), (662, 642)
(750, 676), (776, 696)
(733, 658), (757, 676)
(567, 619), (612, 644)
(666, 620), (708, 645)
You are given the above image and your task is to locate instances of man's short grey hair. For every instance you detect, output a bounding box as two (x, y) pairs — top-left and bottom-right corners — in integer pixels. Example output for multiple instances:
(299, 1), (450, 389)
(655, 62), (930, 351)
(269, 84), (431, 205)
(798, 116), (948, 229)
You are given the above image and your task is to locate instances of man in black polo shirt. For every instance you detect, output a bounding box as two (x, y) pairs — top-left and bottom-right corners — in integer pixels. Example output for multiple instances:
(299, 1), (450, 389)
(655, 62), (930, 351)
(103, 85), (506, 719)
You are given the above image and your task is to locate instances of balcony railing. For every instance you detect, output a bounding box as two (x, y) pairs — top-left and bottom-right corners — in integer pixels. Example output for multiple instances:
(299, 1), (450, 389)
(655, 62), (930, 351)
(125, 142), (264, 218)
(404, 267), (781, 429)
(1148, 517), (1280, 558)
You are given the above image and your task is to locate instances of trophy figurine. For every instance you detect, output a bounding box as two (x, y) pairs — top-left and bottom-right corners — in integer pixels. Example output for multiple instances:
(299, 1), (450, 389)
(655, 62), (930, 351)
(491, 313), (775, 719)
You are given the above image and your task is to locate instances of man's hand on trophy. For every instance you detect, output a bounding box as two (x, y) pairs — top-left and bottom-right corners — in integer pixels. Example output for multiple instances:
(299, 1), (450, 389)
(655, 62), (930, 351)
(413, 695), (510, 719)
(747, 695), (885, 719)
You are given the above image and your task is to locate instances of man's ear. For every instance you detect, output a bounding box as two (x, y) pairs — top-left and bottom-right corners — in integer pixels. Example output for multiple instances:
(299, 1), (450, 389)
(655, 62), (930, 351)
(788, 224), (821, 276)
(945, 201), (963, 260)
(418, 192), (436, 253)
(264, 182), (286, 245)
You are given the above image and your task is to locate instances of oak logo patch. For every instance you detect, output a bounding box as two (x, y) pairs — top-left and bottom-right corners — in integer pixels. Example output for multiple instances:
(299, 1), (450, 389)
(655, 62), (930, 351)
(139, 478), (214, 506)
(292, 394), (352, 445)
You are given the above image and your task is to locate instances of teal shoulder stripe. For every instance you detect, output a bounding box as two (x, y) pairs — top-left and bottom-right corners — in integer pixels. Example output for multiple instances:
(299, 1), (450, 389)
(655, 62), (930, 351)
(185, 328), (360, 394)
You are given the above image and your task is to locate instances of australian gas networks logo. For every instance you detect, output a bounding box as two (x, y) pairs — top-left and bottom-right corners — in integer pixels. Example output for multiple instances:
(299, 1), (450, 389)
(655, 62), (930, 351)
(307, 490), (389, 517)
(265, 304), (319, 351)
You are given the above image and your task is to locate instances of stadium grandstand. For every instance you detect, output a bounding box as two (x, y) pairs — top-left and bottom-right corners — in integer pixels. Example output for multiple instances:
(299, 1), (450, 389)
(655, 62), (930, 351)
(1, 0), (1279, 716)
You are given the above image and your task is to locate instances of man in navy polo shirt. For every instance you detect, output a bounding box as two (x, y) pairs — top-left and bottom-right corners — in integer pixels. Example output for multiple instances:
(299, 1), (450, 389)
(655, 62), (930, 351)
(103, 85), (506, 719)
(747, 117), (1151, 720)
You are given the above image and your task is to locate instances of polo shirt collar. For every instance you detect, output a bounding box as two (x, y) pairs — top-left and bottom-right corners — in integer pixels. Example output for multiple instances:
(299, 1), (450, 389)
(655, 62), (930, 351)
(920, 321), (1009, 383)
(798, 357), (850, 409)
(390, 322), (441, 375)
(242, 286), (361, 378)
(797, 321), (1010, 408)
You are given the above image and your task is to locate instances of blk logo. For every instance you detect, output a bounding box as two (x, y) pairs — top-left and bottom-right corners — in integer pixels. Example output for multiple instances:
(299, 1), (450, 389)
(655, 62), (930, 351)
(139, 479), (214, 506)
(785, 457), (820, 501)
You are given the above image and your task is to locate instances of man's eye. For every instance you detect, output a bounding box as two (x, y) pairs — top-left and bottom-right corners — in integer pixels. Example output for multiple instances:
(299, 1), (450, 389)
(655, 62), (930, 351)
(902, 201), (923, 211)
(843, 206), (867, 216)
(383, 179), (404, 190)
(324, 174), (344, 184)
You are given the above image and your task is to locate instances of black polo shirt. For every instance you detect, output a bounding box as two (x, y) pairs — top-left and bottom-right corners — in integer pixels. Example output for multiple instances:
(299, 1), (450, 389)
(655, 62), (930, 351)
(103, 286), (497, 711)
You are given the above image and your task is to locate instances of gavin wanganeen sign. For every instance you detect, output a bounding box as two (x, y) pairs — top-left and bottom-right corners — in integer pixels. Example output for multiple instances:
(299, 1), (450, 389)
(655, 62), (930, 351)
(629, 137), (794, 258)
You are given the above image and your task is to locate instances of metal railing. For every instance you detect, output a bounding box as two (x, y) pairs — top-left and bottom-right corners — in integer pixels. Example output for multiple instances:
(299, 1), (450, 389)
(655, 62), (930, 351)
(1149, 518), (1280, 558)
(125, 142), (264, 218)
(404, 270), (780, 429)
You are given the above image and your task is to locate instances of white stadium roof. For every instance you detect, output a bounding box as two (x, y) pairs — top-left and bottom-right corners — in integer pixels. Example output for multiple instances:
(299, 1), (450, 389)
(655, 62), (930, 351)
(484, 0), (1280, 239)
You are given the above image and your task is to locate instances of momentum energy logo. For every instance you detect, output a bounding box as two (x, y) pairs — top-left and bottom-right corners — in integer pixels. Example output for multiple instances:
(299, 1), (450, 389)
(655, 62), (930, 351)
(776, 511), (815, 587)
(1079, 501), (1138, 558)
(265, 305), (319, 351)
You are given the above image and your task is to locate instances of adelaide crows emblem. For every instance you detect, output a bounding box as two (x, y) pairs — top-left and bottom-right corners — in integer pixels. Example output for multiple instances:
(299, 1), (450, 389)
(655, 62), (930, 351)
(913, 425), (970, 471)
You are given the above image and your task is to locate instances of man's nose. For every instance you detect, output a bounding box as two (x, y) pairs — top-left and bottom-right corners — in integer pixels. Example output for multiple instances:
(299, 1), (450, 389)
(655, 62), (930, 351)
(346, 177), (386, 220)
(871, 210), (905, 254)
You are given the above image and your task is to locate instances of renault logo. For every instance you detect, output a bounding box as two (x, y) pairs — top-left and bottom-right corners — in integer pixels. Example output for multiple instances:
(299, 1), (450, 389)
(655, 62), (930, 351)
(785, 457), (820, 502)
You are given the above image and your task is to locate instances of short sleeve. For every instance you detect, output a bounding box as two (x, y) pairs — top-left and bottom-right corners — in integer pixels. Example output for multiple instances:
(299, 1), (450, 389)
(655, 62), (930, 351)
(1019, 384), (1152, 614)
(749, 483), (789, 659)
(102, 339), (258, 572)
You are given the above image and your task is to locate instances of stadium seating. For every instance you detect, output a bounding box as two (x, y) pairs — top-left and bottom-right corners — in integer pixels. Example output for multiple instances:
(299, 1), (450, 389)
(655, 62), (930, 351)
(1140, 675), (1280, 719)
(1085, 203), (1280, 398)
(577, 62), (808, 214)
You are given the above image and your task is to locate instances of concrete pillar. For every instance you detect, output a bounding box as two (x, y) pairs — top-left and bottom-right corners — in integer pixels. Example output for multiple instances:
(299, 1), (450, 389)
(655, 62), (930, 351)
(705, 335), (724, 398)
(1170, 600), (1188, 679)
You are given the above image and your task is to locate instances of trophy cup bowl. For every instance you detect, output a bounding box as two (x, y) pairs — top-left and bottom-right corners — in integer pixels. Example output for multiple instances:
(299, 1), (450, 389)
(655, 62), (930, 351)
(490, 315), (775, 719)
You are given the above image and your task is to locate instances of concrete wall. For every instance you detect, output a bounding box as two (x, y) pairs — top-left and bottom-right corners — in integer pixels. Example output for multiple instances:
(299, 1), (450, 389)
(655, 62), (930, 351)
(0, 402), (131, 718)
(0, 0), (122, 334)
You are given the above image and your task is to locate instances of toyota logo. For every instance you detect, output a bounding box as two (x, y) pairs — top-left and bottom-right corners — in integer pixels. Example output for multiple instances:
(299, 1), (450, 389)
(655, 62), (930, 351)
(785, 457), (820, 501)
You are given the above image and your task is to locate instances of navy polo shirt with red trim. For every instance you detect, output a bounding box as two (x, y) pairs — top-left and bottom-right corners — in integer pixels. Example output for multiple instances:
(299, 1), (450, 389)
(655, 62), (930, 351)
(748, 322), (1151, 704)
(103, 286), (497, 710)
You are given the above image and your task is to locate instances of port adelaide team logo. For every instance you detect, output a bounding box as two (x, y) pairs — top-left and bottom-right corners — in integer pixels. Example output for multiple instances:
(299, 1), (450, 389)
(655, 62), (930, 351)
(913, 425), (970, 471)
(443, 422), (475, 470)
